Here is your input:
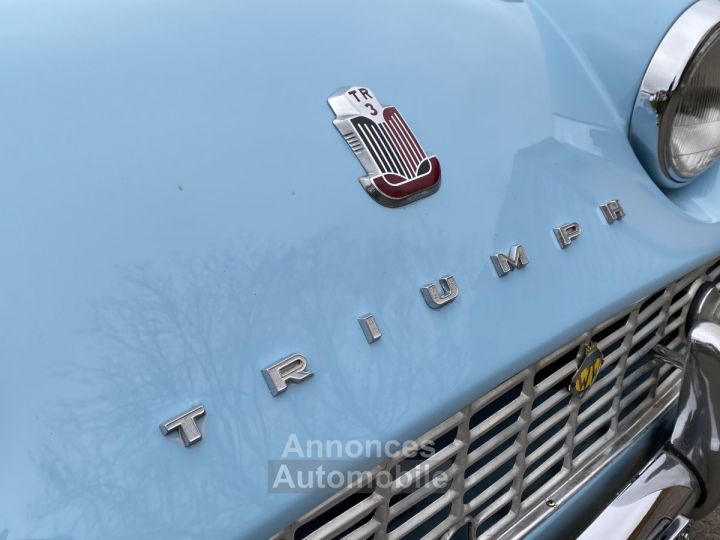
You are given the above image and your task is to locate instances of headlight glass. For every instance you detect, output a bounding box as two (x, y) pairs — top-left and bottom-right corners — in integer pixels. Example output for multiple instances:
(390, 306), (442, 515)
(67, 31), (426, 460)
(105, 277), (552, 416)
(665, 27), (720, 179)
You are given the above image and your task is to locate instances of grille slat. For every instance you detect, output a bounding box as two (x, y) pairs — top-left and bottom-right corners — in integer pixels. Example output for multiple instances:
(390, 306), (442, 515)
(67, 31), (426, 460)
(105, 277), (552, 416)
(339, 519), (381, 540)
(466, 422), (524, 468)
(573, 434), (615, 469)
(581, 366), (621, 401)
(522, 448), (567, 493)
(527, 406), (571, 444)
(525, 428), (569, 469)
(465, 467), (518, 513)
(597, 324), (630, 351)
(392, 439), (464, 493)
(574, 414), (612, 446)
(469, 395), (528, 441)
(464, 443), (520, 491)
(275, 259), (720, 540)
(471, 485), (517, 524)
(387, 489), (455, 540)
(665, 316), (686, 335)
(530, 389), (570, 420)
(389, 464), (461, 520)
(577, 389), (618, 424)
(622, 360), (657, 390)
(470, 372), (529, 414)
(482, 511), (518, 539)
(632, 315), (664, 344)
(534, 361), (577, 395)
(303, 493), (384, 540)
(600, 345), (628, 369)
(620, 377), (657, 410)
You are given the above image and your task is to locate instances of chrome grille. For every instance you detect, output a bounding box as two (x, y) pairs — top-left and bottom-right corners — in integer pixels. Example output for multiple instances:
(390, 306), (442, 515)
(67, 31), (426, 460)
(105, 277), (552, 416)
(273, 258), (720, 540)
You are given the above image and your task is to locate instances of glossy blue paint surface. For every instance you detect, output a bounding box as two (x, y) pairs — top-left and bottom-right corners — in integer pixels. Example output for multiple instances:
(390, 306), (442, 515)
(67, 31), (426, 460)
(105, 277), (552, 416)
(1, 0), (719, 538)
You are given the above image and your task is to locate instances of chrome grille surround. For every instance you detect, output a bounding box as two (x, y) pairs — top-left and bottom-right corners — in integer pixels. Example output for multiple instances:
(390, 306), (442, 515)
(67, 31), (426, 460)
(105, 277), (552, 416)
(272, 259), (720, 540)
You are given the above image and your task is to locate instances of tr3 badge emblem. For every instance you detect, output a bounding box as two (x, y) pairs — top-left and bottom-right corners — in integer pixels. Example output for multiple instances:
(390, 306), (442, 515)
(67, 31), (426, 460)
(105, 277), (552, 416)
(328, 86), (441, 207)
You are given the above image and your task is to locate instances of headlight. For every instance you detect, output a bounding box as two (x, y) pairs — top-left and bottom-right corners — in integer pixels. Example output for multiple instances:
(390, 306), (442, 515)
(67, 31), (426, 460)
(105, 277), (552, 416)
(630, 0), (720, 189)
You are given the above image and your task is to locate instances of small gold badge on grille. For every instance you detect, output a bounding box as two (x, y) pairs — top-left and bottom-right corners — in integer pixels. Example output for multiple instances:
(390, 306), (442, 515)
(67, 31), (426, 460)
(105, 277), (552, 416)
(570, 342), (605, 397)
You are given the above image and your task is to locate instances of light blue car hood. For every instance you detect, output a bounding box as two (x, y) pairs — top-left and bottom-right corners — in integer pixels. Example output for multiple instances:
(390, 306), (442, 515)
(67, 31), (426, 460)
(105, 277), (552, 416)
(2, 0), (718, 538)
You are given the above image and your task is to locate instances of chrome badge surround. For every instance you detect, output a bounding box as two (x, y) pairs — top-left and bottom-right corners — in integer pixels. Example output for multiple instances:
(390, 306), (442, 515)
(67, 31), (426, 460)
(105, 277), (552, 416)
(328, 86), (441, 207)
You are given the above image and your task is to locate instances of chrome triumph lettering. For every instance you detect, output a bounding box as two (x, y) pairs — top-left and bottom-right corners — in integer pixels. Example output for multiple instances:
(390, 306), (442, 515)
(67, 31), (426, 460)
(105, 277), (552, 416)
(421, 275), (460, 309)
(554, 222), (582, 249)
(491, 245), (529, 277)
(160, 405), (206, 447)
(262, 354), (314, 397)
(358, 314), (382, 343)
(600, 200), (625, 224)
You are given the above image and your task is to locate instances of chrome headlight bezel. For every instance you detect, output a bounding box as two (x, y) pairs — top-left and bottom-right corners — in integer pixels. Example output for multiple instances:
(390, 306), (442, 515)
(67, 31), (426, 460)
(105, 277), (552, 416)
(630, 0), (720, 189)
